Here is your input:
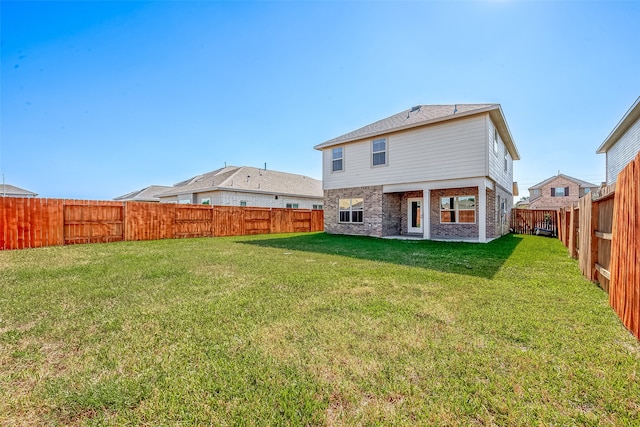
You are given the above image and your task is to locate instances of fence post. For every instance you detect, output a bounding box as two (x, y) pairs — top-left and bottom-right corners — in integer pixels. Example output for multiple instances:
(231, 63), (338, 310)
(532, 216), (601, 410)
(590, 198), (599, 282)
(568, 205), (577, 258)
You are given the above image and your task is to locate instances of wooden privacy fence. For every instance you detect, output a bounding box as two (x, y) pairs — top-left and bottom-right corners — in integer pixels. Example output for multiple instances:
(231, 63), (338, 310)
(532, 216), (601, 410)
(0, 199), (324, 251)
(510, 208), (558, 235)
(557, 151), (640, 340)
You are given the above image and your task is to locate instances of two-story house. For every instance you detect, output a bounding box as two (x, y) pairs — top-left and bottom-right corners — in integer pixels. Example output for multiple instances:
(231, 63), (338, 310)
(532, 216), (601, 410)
(596, 96), (640, 185)
(528, 174), (599, 210)
(314, 104), (520, 243)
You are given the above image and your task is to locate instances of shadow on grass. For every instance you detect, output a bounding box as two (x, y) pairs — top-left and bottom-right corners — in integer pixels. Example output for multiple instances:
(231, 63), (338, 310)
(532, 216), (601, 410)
(239, 233), (523, 279)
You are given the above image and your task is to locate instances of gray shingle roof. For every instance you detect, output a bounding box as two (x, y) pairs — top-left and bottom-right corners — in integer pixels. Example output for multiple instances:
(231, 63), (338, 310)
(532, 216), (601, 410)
(314, 103), (520, 160)
(113, 185), (172, 202)
(157, 166), (323, 199)
(0, 184), (38, 197)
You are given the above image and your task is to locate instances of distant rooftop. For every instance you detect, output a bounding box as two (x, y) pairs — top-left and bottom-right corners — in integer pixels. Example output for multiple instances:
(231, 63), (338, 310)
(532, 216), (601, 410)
(157, 166), (323, 199)
(1, 184), (38, 198)
(113, 185), (171, 202)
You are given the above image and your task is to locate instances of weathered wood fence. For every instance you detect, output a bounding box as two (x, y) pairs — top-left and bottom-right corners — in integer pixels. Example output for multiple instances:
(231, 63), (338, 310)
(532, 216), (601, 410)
(510, 208), (558, 235)
(556, 151), (640, 340)
(0, 199), (324, 251)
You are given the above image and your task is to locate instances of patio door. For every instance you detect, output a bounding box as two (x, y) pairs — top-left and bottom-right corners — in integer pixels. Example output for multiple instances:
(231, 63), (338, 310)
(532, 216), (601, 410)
(407, 198), (423, 234)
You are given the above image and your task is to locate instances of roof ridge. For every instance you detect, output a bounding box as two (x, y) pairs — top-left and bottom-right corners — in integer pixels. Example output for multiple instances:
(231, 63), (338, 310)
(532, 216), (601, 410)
(314, 103), (500, 149)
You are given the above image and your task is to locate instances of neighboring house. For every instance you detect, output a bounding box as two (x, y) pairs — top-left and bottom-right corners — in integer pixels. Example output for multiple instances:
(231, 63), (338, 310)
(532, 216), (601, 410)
(596, 96), (640, 185)
(113, 185), (171, 202)
(1, 184), (37, 198)
(314, 104), (520, 242)
(156, 166), (323, 209)
(528, 174), (599, 210)
(514, 197), (530, 209)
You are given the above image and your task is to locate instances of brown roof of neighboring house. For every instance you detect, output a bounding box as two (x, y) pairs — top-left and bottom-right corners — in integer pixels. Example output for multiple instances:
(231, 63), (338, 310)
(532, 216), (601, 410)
(596, 96), (640, 154)
(1, 184), (38, 197)
(113, 185), (172, 202)
(157, 166), (323, 199)
(528, 174), (599, 190)
(314, 103), (520, 160)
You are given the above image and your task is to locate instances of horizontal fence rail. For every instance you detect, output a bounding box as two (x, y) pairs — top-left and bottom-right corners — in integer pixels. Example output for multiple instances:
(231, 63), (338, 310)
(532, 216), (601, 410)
(510, 208), (558, 236)
(0, 199), (324, 251)
(555, 151), (640, 340)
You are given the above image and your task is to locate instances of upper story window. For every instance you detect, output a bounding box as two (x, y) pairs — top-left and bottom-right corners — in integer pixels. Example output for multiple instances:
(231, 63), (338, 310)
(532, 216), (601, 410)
(493, 128), (499, 153)
(372, 138), (387, 166)
(504, 150), (508, 172)
(533, 189), (540, 195)
(332, 147), (344, 172)
(551, 187), (569, 197)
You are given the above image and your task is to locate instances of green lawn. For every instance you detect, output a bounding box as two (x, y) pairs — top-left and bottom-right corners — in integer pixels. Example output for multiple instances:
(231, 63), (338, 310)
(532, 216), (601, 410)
(0, 233), (638, 425)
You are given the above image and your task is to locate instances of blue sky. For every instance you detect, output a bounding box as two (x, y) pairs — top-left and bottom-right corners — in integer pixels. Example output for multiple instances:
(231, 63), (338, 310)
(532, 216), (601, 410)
(1, 1), (638, 200)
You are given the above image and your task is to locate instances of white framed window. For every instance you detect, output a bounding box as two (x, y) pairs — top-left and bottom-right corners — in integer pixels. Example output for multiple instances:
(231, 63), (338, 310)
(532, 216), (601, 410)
(533, 189), (540, 195)
(332, 147), (344, 172)
(503, 151), (508, 172)
(339, 198), (363, 223)
(178, 199), (191, 205)
(313, 204), (323, 210)
(584, 188), (590, 194)
(440, 196), (476, 224)
(201, 198), (211, 205)
(286, 203), (299, 209)
(372, 137), (387, 166)
(493, 128), (498, 153)
(240, 201), (247, 206)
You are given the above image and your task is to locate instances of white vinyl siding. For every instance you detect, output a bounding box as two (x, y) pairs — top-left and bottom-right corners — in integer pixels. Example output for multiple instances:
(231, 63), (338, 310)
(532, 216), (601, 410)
(606, 117), (640, 184)
(322, 115), (487, 190)
(163, 191), (321, 209)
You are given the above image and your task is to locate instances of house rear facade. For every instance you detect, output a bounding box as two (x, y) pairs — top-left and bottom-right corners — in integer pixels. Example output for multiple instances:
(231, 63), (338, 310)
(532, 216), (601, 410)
(314, 104), (520, 242)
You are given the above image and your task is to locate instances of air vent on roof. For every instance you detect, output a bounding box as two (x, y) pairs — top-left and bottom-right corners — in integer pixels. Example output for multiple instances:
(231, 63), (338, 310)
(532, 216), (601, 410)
(410, 105), (421, 113)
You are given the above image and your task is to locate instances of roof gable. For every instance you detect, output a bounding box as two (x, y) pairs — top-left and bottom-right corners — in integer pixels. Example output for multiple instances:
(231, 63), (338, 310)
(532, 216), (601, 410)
(528, 174), (598, 190)
(1, 184), (38, 197)
(314, 103), (519, 160)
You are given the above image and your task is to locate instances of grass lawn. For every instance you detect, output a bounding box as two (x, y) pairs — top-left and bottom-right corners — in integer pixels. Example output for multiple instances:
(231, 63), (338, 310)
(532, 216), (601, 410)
(0, 233), (638, 426)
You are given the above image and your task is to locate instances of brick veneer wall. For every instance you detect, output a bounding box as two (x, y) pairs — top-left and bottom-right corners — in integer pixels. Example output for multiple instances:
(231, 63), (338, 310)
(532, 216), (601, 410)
(399, 191), (424, 235)
(486, 188), (497, 238)
(324, 186), (385, 237)
(382, 193), (403, 236)
(486, 184), (513, 238)
(430, 187), (479, 239)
